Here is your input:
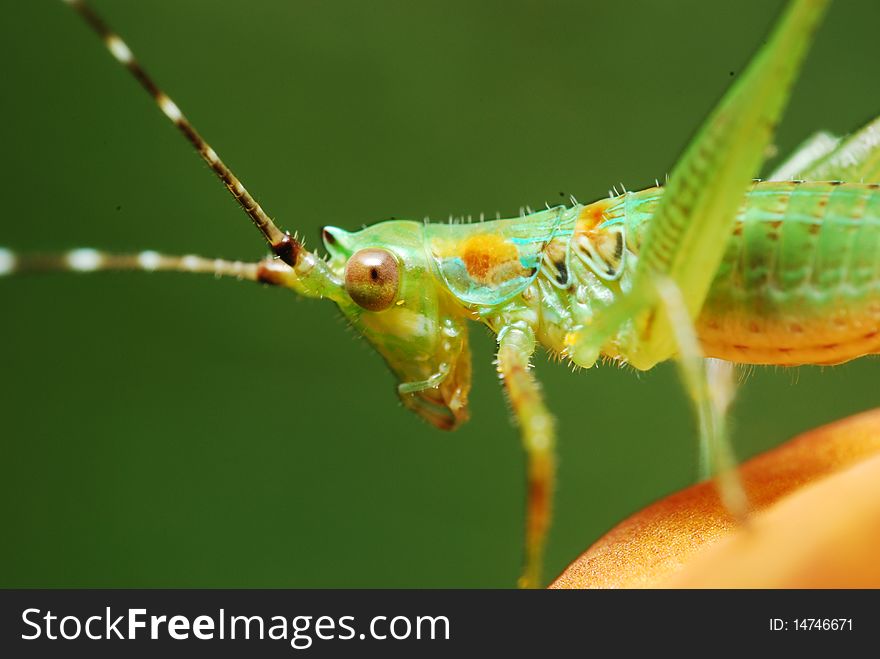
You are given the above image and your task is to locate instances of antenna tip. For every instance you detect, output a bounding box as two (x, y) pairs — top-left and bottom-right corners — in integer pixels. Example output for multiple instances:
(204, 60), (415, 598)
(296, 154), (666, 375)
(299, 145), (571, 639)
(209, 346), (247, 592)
(0, 248), (16, 276)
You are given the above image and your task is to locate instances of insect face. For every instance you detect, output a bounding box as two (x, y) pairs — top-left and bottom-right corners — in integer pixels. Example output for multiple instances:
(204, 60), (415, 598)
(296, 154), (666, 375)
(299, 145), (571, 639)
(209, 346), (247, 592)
(323, 222), (472, 430)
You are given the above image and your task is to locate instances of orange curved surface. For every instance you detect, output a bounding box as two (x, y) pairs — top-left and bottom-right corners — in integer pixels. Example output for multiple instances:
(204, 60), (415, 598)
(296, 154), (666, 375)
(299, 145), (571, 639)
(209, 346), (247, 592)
(550, 408), (880, 588)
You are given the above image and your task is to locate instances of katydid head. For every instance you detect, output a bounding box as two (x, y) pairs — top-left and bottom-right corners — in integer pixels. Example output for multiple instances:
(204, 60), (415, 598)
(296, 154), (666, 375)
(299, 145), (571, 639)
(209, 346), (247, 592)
(316, 221), (472, 430)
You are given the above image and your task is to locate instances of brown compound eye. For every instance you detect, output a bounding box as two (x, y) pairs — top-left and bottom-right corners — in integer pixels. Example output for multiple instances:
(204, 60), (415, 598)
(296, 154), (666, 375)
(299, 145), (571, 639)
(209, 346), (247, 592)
(344, 248), (400, 311)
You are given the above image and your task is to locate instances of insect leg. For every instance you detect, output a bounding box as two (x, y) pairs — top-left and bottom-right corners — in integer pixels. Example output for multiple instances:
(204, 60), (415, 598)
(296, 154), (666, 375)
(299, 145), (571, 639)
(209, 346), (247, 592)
(798, 116), (880, 183)
(702, 358), (739, 480)
(655, 278), (748, 520)
(569, 0), (828, 368)
(496, 322), (555, 588)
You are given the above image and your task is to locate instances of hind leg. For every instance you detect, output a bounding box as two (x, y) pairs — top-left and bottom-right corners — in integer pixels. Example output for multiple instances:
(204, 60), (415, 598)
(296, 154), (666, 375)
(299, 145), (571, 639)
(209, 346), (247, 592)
(655, 279), (748, 519)
(568, 1), (829, 369)
(702, 358), (739, 480)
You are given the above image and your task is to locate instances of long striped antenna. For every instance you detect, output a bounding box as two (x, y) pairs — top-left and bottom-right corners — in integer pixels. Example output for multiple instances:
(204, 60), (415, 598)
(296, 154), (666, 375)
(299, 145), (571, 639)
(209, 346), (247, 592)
(0, 246), (297, 287)
(62, 0), (302, 268)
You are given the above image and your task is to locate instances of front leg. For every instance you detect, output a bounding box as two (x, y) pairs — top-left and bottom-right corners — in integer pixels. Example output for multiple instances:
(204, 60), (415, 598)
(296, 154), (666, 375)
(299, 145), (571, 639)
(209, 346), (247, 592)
(495, 321), (556, 589)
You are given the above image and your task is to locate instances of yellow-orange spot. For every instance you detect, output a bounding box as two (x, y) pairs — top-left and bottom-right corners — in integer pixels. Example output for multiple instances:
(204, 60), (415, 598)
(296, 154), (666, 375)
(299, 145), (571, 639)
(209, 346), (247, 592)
(576, 200), (612, 232)
(460, 233), (522, 284)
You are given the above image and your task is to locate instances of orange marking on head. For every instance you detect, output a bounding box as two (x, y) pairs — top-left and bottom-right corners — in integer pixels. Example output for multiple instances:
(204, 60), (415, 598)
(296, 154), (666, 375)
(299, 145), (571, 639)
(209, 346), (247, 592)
(461, 233), (521, 284)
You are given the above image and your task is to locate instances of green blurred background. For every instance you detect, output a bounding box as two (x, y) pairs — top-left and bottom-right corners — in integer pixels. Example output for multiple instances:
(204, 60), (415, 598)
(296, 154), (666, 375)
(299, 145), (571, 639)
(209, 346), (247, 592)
(1, 1), (878, 588)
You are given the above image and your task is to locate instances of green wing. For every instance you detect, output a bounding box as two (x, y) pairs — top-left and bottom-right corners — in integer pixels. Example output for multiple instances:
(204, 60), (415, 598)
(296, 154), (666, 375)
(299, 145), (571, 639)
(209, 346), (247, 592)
(770, 116), (880, 183)
(799, 116), (880, 183)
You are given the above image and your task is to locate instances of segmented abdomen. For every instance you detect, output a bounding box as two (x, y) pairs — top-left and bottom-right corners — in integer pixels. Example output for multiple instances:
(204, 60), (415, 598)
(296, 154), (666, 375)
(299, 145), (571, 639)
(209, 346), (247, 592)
(698, 181), (880, 365)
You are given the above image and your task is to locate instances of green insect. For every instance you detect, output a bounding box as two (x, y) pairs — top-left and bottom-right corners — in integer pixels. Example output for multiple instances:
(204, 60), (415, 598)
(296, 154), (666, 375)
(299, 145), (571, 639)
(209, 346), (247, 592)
(3, 0), (878, 587)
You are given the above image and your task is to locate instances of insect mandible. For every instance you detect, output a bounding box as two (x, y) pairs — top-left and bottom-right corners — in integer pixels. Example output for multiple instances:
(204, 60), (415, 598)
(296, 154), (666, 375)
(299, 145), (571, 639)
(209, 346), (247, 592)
(1, 0), (880, 588)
